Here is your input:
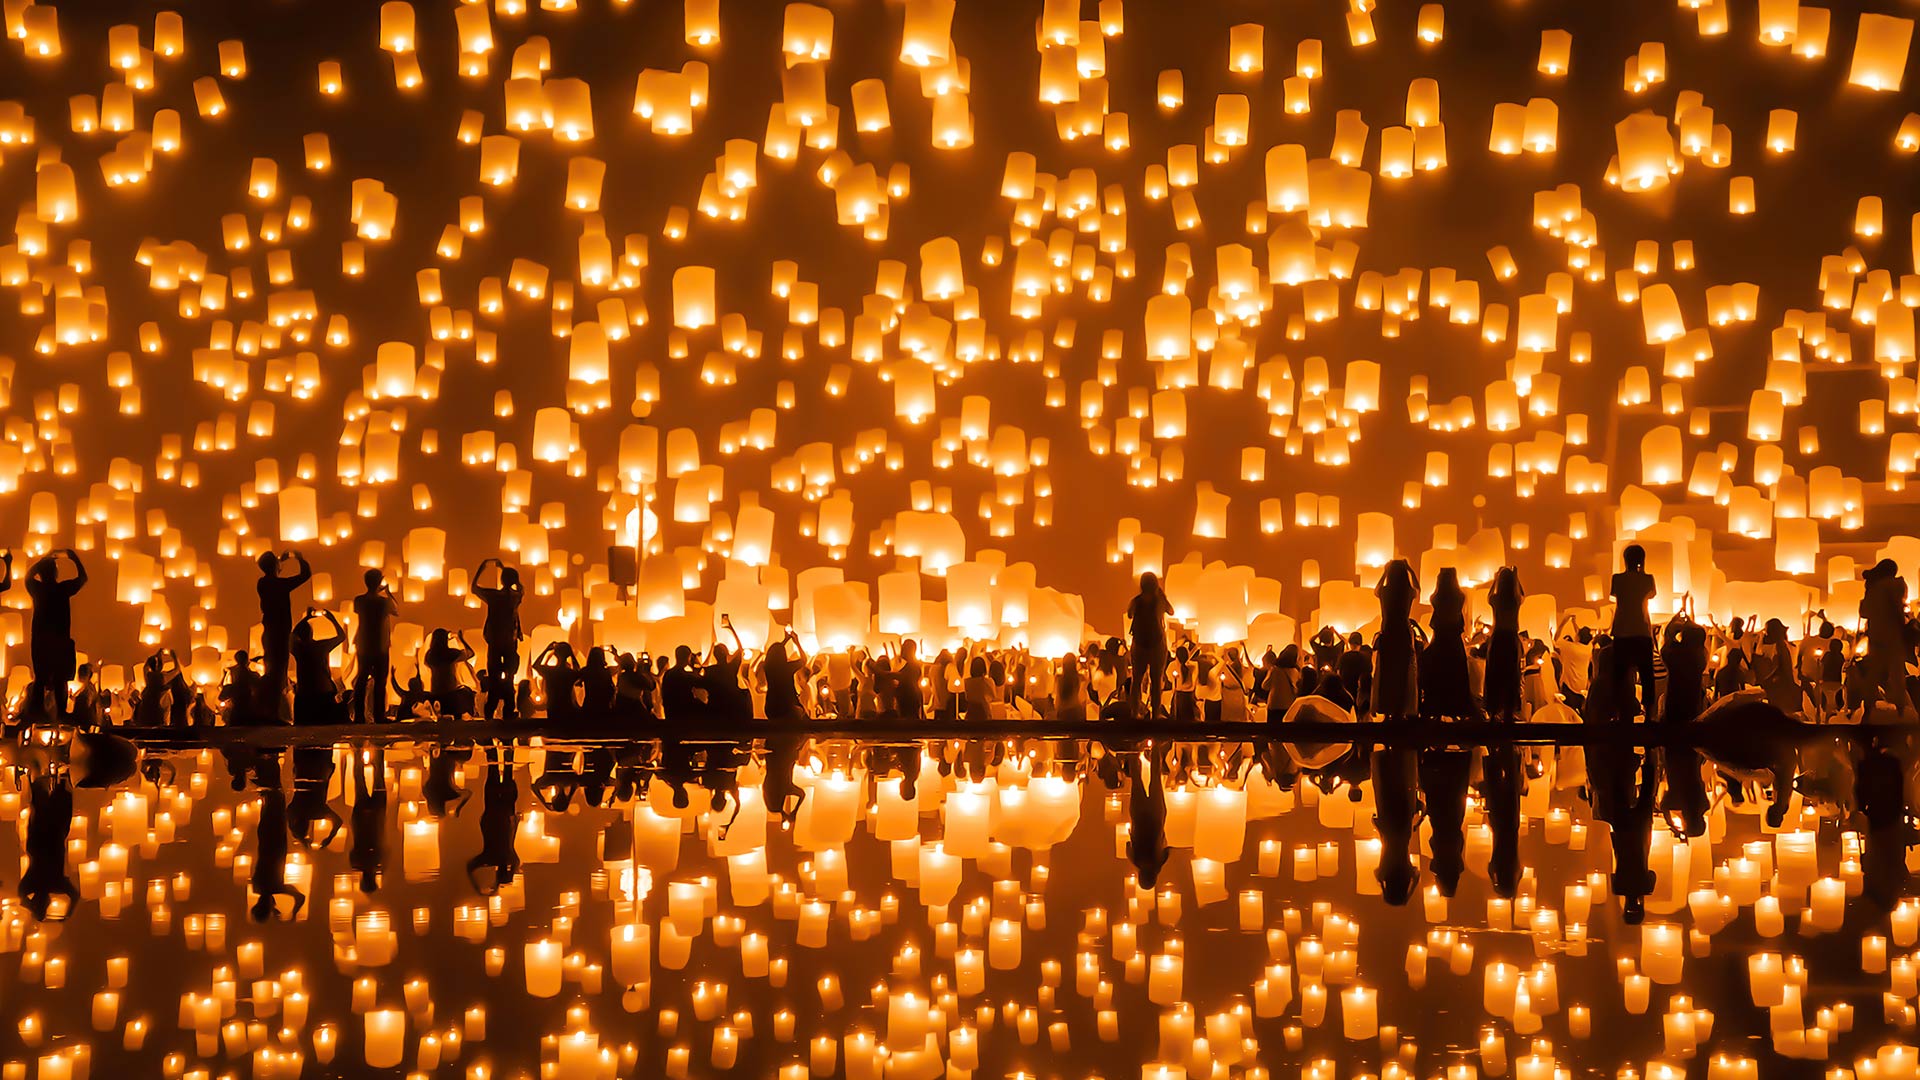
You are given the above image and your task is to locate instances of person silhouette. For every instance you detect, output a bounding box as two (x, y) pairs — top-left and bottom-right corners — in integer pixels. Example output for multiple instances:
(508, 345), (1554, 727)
(290, 609), (346, 727)
(1484, 567), (1525, 721)
(1419, 743), (1470, 896)
(1421, 569), (1476, 721)
(221, 651), (262, 723)
(532, 642), (582, 725)
(705, 626), (750, 723)
(25, 549), (87, 720)
(662, 645), (703, 724)
(895, 638), (926, 722)
(580, 647), (615, 721)
(472, 560), (524, 721)
(467, 752), (523, 894)
(20, 773), (79, 920)
(255, 550), (312, 721)
(1371, 744), (1420, 904)
(1660, 615), (1709, 725)
(423, 745), (473, 819)
(352, 569), (399, 723)
(287, 745), (343, 849)
(0, 547), (12, 598)
(1587, 740), (1655, 924)
(349, 746), (388, 895)
(1610, 545), (1659, 722)
(1126, 745), (1171, 890)
(1857, 732), (1913, 910)
(1372, 560), (1420, 722)
(423, 629), (476, 717)
(249, 770), (307, 922)
(1481, 744), (1523, 898)
(762, 631), (807, 723)
(1861, 559), (1913, 718)
(1126, 573), (1173, 720)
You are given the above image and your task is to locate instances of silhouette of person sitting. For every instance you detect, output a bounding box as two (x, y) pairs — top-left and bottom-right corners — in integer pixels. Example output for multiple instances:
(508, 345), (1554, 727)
(423, 629), (476, 717)
(662, 646), (704, 723)
(1660, 614), (1709, 725)
(291, 609), (346, 726)
(532, 642), (582, 725)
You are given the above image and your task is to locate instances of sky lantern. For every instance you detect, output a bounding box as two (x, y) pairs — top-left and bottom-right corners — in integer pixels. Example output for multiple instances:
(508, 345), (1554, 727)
(673, 267), (716, 329)
(1847, 13), (1913, 90)
(1614, 112), (1675, 190)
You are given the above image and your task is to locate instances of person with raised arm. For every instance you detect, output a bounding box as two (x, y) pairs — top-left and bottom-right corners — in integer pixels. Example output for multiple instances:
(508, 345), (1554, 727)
(26, 549), (87, 720)
(352, 569), (400, 723)
(762, 628), (807, 722)
(290, 608), (347, 726)
(472, 559), (524, 721)
(255, 549), (312, 720)
(705, 616), (752, 723)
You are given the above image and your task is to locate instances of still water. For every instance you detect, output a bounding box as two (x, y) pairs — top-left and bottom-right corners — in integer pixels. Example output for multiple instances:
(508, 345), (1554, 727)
(0, 729), (1911, 1079)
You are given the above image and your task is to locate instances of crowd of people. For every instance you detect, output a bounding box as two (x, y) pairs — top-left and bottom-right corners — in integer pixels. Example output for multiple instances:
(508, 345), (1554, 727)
(3, 547), (1916, 927)
(2, 545), (1917, 732)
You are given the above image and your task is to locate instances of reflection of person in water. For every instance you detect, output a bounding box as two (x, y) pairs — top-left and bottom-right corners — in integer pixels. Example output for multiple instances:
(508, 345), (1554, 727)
(288, 746), (342, 848)
(424, 745), (473, 819)
(1419, 745), (1471, 895)
(1857, 732), (1913, 910)
(1480, 744), (1523, 898)
(1125, 745), (1171, 890)
(250, 772), (308, 922)
(1587, 741), (1655, 925)
(467, 752), (523, 895)
(1371, 744), (1420, 904)
(1658, 746), (1710, 839)
(350, 746), (388, 894)
(21, 773), (79, 920)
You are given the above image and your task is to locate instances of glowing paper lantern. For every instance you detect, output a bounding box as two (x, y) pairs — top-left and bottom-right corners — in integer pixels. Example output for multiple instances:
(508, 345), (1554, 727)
(673, 266), (716, 329)
(1848, 14), (1913, 91)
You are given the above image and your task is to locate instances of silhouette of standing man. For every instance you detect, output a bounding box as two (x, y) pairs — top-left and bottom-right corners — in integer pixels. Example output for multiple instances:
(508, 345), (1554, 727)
(1610, 545), (1658, 722)
(1126, 573), (1173, 721)
(1862, 558), (1913, 718)
(352, 569), (399, 723)
(26, 549), (87, 720)
(255, 550), (312, 720)
(473, 559), (524, 721)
